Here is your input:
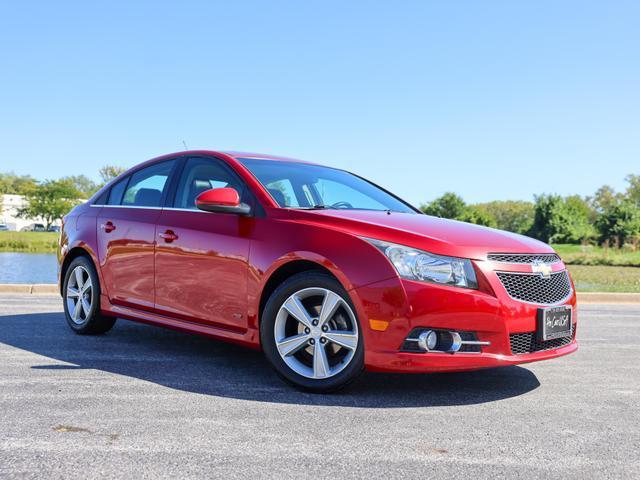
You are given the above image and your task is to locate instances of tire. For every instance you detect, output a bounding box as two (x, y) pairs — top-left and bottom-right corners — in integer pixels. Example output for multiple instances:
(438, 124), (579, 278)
(62, 256), (116, 335)
(261, 272), (364, 392)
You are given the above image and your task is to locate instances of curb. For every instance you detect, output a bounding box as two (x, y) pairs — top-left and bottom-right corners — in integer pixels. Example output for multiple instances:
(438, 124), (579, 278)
(0, 284), (59, 295)
(1, 285), (638, 302)
(576, 292), (640, 304)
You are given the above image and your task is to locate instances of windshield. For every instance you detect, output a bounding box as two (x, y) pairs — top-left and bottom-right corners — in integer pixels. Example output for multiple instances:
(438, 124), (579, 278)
(238, 158), (418, 214)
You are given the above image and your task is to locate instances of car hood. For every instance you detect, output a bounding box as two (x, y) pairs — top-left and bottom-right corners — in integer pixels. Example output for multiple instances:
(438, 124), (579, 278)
(287, 209), (553, 260)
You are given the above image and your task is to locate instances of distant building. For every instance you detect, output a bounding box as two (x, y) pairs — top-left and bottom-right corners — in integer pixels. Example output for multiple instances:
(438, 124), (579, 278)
(0, 194), (61, 231)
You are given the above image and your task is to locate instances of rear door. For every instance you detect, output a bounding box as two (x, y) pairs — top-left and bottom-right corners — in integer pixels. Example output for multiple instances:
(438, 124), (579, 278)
(97, 159), (177, 310)
(154, 156), (252, 330)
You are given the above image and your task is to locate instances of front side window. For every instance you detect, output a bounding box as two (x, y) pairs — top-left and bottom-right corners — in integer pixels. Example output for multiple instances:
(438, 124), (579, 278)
(264, 179), (299, 208)
(121, 160), (175, 207)
(174, 157), (246, 210)
(238, 158), (417, 213)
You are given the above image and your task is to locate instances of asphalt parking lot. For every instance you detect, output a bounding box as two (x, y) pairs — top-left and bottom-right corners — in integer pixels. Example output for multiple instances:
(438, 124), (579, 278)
(0, 295), (638, 479)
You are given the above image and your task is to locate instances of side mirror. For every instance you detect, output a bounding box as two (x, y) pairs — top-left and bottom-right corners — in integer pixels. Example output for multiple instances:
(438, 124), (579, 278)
(195, 188), (251, 215)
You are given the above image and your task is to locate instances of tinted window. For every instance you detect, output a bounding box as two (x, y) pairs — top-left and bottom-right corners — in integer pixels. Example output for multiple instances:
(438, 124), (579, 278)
(174, 157), (246, 209)
(94, 189), (109, 205)
(265, 179), (299, 207)
(122, 160), (175, 207)
(107, 178), (128, 205)
(239, 158), (416, 213)
(315, 178), (387, 211)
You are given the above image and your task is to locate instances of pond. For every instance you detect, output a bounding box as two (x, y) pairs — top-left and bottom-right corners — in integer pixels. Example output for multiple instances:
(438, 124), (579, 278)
(0, 253), (58, 284)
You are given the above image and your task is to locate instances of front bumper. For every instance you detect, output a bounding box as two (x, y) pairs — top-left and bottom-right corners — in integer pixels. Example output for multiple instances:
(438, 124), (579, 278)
(351, 265), (578, 373)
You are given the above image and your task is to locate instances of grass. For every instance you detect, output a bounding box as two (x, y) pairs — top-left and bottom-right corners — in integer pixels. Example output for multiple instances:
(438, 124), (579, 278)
(552, 243), (640, 267)
(567, 265), (640, 293)
(0, 231), (59, 253)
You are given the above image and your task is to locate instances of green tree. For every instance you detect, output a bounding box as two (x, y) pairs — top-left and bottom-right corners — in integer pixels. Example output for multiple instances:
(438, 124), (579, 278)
(61, 175), (99, 198)
(0, 172), (37, 195)
(589, 185), (622, 214)
(99, 165), (126, 184)
(473, 200), (534, 234)
(17, 180), (81, 229)
(625, 174), (640, 207)
(458, 206), (497, 228)
(529, 194), (596, 244)
(421, 193), (497, 227)
(596, 199), (640, 248)
(421, 193), (467, 219)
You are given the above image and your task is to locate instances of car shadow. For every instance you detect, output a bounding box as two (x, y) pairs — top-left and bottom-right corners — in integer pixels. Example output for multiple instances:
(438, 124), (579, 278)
(0, 312), (540, 407)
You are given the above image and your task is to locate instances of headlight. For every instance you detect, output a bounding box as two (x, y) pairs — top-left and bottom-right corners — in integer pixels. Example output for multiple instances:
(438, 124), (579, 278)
(364, 238), (478, 289)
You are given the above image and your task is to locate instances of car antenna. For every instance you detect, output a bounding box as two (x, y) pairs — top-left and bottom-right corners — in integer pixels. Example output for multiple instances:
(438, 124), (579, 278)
(182, 140), (189, 151)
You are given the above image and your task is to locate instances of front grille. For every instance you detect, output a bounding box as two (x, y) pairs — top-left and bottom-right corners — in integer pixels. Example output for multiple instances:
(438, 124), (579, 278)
(496, 270), (572, 305)
(510, 329), (574, 355)
(488, 253), (561, 264)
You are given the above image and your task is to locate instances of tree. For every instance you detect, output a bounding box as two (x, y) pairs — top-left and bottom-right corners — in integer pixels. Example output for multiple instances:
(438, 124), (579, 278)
(596, 199), (640, 248)
(529, 194), (596, 244)
(61, 175), (99, 198)
(473, 200), (534, 234)
(421, 193), (497, 227)
(0, 172), (37, 195)
(625, 174), (640, 207)
(421, 193), (467, 219)
(458, 206), (497, 228)
(17, 180), (81, 229)
(589, 185), (622, 214)
(99, 165), (126, 184)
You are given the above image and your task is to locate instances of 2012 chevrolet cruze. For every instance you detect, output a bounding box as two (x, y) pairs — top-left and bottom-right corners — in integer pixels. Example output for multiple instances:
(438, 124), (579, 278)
(59, 151), (578, 391)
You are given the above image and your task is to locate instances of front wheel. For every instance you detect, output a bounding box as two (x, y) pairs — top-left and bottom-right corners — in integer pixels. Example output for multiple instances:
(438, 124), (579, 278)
(62, 256), (116, 335)
(261, 272), (364, 392)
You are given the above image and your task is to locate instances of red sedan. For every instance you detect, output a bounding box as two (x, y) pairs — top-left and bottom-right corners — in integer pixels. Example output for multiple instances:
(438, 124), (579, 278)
(58, 151), (578, 392)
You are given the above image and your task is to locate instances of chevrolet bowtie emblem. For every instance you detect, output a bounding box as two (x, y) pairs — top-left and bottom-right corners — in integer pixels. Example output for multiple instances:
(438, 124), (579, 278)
(531, 259), (552, 279)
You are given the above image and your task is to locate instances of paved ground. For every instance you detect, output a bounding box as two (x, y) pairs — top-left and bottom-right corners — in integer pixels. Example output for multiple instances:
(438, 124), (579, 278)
(0, 295), (638, 479)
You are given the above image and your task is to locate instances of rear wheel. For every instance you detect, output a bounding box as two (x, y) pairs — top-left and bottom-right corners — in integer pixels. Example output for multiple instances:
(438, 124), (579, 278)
(62, 256), (116, 335)
(261, 272), (364, 392)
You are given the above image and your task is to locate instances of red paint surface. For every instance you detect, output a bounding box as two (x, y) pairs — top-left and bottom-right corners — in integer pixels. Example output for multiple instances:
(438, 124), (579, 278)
(59, 150), (578, 372)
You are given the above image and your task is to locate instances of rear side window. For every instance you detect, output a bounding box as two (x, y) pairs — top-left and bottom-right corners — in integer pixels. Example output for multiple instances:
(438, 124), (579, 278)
(107, 178), (128, 205)
(93, 189), (109, 205)
(122, 160), (175, 207)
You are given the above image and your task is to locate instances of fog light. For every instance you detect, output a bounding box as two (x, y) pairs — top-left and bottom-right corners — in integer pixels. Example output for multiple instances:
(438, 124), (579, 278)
(417, 330), (438, 351)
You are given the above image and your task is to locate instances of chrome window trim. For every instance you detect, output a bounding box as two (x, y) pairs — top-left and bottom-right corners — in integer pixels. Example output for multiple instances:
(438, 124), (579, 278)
(162, 207), (212, 214)
(89, 204), (163, 210)
(90, 204), (224, 214)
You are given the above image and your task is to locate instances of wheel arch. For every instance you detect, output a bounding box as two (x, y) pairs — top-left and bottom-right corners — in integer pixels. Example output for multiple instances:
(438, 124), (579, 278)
(59, 246), (98, 295)
(258, 259), (342, 327)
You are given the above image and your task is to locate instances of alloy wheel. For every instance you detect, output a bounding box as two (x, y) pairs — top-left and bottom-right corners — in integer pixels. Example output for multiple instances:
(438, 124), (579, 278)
(66, 266), (93, 325)
(274, 287), (359, 380)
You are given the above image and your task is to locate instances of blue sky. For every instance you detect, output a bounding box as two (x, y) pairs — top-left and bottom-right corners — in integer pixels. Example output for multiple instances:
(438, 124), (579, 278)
(0, 1), (638, 206)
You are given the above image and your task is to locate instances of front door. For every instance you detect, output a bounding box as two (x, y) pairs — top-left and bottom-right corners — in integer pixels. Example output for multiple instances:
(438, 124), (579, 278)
(97, 159), (176, 310)
(154, 156), (252, 331)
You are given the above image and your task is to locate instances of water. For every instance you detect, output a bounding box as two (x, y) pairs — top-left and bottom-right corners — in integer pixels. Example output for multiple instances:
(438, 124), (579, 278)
(0, 253), (58, 284)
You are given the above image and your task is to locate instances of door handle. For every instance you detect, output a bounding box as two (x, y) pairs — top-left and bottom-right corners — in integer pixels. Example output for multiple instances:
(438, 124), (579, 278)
(101, 221), (116, 233)
(158, 230), (179, 243)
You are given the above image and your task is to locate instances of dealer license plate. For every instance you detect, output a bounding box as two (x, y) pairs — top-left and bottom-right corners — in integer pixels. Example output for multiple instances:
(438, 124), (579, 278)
(537, 305), (572, 341)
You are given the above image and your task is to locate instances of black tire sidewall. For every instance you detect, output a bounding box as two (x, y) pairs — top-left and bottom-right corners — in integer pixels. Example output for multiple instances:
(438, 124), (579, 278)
(62, 256), (103, 333)
(261, 272), (364, 392)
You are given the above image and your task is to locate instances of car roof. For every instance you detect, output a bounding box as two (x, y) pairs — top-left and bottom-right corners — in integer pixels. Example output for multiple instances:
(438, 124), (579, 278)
(88, 150), (321, 204)
(135, 150), (319, 170)
(220, 151), (315, 164)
